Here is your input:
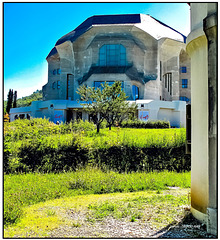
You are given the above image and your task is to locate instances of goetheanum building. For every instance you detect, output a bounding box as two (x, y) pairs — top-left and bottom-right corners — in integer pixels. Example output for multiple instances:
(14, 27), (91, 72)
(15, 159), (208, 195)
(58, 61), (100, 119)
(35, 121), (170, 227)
(10, 14), (191, 127)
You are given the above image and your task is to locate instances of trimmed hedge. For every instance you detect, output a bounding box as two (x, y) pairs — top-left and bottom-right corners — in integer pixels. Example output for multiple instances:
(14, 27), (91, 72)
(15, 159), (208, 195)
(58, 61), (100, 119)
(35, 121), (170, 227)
(4, 141), (190, 173)
(120, 119), (170, 129)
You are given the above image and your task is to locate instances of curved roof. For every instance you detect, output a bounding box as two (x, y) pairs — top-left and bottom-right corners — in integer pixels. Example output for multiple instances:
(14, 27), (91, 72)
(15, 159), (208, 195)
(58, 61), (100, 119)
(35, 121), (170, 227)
(47, 14), (186, 59)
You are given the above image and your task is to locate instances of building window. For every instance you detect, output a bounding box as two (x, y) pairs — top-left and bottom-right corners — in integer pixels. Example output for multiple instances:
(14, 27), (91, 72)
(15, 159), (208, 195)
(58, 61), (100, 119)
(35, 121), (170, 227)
(52, 82), (56, 89)
(132, 85), (139, 100)
(181, 66), (187, 73)
(160, 61), (162, 81)
(57, 68), (61, 75)
(94, 81), (124, 90)
(182, 79), (188, 88)
(180, 96), (190, 102)
(99, 44), (126, 66)
(164, 73), (172, 94)
(53, 69), (56, 75)
(164, 75), (167, 88)
(57, 80), (60, 89)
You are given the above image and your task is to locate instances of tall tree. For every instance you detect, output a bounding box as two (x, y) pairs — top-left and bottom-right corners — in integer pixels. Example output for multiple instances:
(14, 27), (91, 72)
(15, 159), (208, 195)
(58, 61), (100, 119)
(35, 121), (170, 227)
(77, 82), (137, 133)
(6, 89), (13, 114)
(13, 91), (17, 108)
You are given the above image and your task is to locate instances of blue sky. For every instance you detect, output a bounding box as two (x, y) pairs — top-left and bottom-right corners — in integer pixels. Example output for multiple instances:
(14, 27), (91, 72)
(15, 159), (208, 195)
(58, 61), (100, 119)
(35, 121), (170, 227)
(4, 2), (190, 99)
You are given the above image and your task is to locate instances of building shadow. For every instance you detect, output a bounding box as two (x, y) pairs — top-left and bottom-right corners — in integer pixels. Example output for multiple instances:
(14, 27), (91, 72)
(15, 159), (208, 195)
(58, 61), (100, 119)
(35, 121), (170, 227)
(152, 212), (216, 238)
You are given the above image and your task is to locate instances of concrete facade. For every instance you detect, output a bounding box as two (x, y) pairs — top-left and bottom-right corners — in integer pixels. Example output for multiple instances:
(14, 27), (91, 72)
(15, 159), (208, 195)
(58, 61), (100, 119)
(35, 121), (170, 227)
(10, 14), (190, 126)
(43, 14), (191, 104)
(186, 3), (217, 235)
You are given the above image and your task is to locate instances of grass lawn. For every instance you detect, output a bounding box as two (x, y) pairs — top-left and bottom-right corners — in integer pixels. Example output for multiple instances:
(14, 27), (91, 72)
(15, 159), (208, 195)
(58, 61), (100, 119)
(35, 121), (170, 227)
(81, 127), (186, 148)
(4, 188), (191, 238)
(4, 168), (190, 228)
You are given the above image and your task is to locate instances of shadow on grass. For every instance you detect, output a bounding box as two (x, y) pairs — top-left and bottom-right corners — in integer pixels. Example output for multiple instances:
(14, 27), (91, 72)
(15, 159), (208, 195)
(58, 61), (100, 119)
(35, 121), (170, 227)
(153, 212), (216, 238)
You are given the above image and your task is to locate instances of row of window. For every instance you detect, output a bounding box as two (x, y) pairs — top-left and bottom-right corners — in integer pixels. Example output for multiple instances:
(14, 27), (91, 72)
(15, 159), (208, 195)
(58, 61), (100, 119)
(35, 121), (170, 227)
(53, 69), (61, 75)
(52, 81), (60, 89)
(14, 114), (31, 120)
(163, 73), (172, 95)
(94, 81), (139, 100)
(52, 80), (140, 100)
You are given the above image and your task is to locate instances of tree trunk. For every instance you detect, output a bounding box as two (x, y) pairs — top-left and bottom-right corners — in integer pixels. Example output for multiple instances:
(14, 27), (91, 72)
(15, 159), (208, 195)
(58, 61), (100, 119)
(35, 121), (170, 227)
(97, 124), (100, 133)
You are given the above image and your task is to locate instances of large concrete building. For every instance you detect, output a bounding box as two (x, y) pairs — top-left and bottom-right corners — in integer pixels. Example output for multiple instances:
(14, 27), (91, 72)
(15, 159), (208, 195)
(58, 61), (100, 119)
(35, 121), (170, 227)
(10, 14), (191, 126)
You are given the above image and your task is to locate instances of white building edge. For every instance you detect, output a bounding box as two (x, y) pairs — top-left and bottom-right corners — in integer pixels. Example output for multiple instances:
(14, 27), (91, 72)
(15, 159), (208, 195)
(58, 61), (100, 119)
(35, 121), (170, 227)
(10, 99), (186, 127)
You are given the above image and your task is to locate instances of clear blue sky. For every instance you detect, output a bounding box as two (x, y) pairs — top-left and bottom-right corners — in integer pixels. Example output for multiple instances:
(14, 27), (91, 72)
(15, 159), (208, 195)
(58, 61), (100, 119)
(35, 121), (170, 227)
(4, 2), (190, 99)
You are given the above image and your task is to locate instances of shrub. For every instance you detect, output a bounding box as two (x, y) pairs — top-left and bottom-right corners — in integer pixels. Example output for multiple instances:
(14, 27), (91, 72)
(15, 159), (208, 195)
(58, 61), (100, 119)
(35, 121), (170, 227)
(120, 119), (170, 129)
(4, 118), (189, 174)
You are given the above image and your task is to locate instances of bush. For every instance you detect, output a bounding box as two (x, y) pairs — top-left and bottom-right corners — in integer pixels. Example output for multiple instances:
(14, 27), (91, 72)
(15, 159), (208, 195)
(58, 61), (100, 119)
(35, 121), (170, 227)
(92, 146), (190, 173)
(4, 118), (189, 174)
(120, 119), (170, 129)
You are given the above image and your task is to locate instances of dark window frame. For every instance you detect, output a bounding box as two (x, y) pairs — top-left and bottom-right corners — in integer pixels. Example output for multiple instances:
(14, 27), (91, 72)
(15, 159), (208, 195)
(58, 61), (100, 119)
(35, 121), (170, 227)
(181, 66), (187, 73)
(57, 80), (61, 89)
(99, 44), (126, 66)
(132, 85), (139, 100)
(182, 79), (188, 88)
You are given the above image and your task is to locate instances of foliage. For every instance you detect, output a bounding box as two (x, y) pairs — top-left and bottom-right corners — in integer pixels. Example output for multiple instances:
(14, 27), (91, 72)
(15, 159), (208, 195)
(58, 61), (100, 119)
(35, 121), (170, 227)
(4, 114), (10, 123)
(87, 192), (188, 223)
(6, 89), (14, 114)
(4, 187), (191, 238)
(4, 119), (189, 174)
(77, 82), (137, 132)
(4, 168), (191, 226)
(121, 119), (170, 128)
(16, 90), (43, 107)
(4, 89), (43, 114)
(13, 91), (17, 108)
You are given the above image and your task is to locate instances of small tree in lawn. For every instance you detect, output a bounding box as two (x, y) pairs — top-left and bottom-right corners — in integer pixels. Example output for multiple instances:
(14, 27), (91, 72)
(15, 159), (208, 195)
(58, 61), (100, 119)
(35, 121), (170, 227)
(77, 82), (137, 133)
(103, 82), (137, 130)
(77, 84), (106, 133)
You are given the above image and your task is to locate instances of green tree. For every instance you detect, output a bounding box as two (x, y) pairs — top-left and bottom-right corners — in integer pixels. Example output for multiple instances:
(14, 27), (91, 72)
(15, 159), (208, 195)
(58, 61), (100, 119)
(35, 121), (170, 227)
(77, 82), (137, 132)
(13, 91), (17, 108)
(6, 89), (13, 114)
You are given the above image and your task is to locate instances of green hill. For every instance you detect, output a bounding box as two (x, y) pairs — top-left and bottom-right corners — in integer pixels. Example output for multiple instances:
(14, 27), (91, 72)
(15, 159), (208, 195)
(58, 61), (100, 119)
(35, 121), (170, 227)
(16, 90), (43, 107)
(4, 90), (43, 114)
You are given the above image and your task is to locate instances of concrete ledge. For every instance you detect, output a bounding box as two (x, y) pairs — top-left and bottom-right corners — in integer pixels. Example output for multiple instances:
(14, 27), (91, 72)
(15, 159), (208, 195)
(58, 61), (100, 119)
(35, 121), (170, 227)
(207, 207), (217, 236)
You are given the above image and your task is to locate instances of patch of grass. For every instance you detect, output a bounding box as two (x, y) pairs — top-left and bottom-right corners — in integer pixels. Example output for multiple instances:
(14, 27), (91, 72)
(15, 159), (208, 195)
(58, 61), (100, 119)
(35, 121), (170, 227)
(71, 221), (82, 228)
(83, 127), (186, 148)
(4, 189), (190, 238)
(4, 168), (191, 226)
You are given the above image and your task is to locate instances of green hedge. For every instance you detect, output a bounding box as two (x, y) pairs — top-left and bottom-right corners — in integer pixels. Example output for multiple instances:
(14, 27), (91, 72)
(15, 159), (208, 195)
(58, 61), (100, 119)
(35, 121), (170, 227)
(4, 141), (190, 173)
(4, 119), (190, 174)
(120, 119), (170, 129)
